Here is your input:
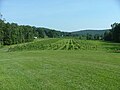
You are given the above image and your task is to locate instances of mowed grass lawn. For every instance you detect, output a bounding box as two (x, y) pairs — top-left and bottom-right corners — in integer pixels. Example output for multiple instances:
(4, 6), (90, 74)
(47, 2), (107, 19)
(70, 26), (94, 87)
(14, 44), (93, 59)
(0, 40), (120, 90)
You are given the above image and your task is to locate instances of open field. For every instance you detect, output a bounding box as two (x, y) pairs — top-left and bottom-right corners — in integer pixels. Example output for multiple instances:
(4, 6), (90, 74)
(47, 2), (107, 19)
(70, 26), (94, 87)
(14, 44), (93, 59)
(0, 39), (120, 90)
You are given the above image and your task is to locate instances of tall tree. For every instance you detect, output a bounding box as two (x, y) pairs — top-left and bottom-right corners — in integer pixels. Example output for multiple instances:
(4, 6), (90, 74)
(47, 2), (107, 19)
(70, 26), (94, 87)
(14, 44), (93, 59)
(111, 23), (120, 42)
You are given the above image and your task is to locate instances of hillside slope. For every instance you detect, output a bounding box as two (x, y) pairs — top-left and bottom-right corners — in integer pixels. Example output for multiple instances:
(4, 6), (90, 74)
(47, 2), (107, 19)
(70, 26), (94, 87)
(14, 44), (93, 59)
(71, 29), (110, 36)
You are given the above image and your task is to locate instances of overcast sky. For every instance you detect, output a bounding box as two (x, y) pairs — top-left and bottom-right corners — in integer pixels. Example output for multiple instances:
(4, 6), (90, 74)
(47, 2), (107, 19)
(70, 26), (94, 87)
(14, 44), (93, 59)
(0, 0), (120, 31)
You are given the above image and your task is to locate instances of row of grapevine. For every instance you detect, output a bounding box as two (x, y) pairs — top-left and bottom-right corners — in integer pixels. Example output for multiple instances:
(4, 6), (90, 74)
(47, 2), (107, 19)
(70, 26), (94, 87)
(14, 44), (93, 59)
(8, 39), (60, 51)
(8, 39), (101, 51)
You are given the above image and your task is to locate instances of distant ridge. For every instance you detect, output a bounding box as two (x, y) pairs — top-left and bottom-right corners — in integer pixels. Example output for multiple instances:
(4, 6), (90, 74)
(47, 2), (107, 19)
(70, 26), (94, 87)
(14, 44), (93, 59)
(71, 29), (110, 36)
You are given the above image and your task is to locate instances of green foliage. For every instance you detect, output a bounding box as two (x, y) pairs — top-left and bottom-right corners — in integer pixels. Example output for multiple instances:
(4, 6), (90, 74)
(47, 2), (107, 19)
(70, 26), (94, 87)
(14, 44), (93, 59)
(8, 39), (120, 52)
(104, 31), (112, 41)
(0, 19), (5, 45)
(111, 23), (120, 42)
(8, 39), (60, 51)
(0, 20), (37, 45)
(104, 23), (120, 43)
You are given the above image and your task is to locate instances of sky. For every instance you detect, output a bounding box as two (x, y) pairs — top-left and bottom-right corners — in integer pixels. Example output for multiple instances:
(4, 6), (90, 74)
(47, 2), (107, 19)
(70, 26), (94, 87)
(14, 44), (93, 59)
(0, 0), (120, 32)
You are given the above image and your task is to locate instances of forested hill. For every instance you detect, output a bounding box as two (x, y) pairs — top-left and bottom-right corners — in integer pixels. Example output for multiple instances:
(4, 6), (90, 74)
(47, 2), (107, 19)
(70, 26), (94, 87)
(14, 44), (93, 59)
(71, 30), (110, 36)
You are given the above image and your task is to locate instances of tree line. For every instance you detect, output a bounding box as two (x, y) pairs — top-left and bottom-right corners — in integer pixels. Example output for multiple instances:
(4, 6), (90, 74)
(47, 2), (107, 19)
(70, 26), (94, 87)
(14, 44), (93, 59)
(0, 19), (71, 45)
(104, 23), (120, 43)
(0, 19), (37, 45)
(78, 34), (103, 40)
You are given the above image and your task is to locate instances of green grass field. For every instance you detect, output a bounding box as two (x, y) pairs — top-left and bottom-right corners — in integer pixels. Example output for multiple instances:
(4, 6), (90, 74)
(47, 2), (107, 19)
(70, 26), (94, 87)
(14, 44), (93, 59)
(0, 39), (120, 90)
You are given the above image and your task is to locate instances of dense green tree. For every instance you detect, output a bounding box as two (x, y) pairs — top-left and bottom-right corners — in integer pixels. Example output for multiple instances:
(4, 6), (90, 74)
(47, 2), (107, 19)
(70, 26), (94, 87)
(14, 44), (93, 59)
(94, 34), (102, 40)
(86, 33), (93, 40)
(36, 28), (46, 38)
(111, 23), (120, 42)
(0, 19), (5, 45)
(104, 31), (112, 41)
(3, 22), (12, 45)
(104, 23), (120, 43)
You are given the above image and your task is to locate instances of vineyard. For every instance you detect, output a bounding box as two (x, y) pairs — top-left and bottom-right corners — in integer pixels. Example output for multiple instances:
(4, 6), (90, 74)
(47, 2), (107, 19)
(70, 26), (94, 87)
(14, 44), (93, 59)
(8, 38), (120, 52)
(0, 38), (120, 90)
